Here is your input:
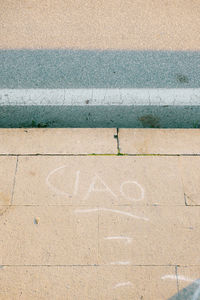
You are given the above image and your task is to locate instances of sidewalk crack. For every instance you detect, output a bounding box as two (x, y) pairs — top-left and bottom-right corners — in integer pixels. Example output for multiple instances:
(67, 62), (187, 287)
(175, 265), (180, 294)
(11, 156), (19, 205)
(115, 128), (123, 155)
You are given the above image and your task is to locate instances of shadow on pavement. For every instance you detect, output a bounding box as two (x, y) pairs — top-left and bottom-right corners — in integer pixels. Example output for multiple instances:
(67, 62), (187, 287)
(0, 49), (200, 88)
(168, 279), (200, 300)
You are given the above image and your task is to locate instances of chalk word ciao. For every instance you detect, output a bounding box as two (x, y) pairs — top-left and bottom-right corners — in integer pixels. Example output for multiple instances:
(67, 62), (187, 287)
(46, 166), (145, 202)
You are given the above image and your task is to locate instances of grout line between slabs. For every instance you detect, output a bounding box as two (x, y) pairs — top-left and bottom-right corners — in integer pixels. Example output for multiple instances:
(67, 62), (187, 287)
(0, 264), (192, 267)
(1, 204), (200, 207)
(1, 153), (200, 157)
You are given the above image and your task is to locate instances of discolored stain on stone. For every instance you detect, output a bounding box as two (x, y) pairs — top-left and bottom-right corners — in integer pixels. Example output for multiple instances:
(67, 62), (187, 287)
(176, 74), (189, 84)
(29, 171), (36, 176)
(139, 114), (160, 128)
(0, 192), (11, 217)
(0, 192), (10, 206)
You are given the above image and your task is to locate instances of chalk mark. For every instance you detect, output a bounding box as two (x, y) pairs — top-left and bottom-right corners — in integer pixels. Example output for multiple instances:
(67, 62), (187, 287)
(114, 281), (133, 288)
(110, 261), (131, 265)
(104, 236), (132, 244)
(75, 208), (149, 221)
(46, 165), (72, 197)
(162, 274), (200, 300)
(83, 173), (117, 201)
(162, 275), (199, 283)
(120, 180), (144, 202)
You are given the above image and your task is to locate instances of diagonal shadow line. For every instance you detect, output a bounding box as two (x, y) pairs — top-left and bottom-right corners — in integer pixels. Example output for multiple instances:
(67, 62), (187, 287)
(168, 279), (200, 300)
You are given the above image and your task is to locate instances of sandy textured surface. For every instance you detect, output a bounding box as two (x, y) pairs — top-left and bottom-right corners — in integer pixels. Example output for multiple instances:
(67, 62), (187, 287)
(1, 0), (200, 50)
(118, 129), (200, 154)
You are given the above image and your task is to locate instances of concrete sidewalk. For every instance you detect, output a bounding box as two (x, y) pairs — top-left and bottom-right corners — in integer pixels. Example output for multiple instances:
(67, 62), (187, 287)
(1, 0), (199, 50)
(0, 129), (200, 299)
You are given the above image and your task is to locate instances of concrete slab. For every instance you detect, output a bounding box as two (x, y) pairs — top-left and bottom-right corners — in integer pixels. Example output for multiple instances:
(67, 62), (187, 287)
(1, 204), (200, 274)
(97, 206), (200, 266)
(13, 156), (183, 206)
(98, 266), (177, 300)
(0, 266), (177, 300)
(118, 129), (200, 154)
(0, 266), (99, 300)
(0, 206), (98, 265)
(0, 157), (17, 213)
(1, 0), (200, 50)
(0, 129), (117, 154)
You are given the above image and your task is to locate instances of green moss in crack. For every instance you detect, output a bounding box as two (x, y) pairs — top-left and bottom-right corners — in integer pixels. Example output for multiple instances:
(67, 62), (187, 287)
(117, 152), (125, 156)
(192, 122), (200, 128)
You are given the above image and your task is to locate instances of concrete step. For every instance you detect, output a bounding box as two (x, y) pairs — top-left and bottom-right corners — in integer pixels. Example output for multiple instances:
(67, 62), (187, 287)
(1, 1), (200, 127)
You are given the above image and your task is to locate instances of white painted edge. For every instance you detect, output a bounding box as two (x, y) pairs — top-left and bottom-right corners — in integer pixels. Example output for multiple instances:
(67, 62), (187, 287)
(0, 89), (200, 106)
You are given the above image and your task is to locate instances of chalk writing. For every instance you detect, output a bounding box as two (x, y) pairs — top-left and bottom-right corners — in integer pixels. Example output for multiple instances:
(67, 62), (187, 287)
(114, 282), (133, 288)
(83, 173), (117, 200)
(120, 180), (144, 202)
(75, 208), (149, 221)
(110, 261), (131, 265)
(46, 167), (145, 203)
(104, 236), (132, 244)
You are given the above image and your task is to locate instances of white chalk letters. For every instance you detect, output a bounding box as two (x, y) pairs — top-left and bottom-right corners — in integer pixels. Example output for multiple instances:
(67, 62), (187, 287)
(46, 166), (145, 203)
